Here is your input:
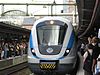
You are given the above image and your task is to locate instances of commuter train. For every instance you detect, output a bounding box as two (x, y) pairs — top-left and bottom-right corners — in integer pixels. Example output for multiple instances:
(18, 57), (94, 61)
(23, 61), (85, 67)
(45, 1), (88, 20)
(28, 17), (78, 75)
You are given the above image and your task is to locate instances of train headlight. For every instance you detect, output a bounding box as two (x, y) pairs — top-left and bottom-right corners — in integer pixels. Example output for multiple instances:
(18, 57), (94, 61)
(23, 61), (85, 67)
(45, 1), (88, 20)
(66, 50), (70, 53)
(64, 49), (70, 56)
(31, 48), (36, 56)
(32, 49), (35, 53)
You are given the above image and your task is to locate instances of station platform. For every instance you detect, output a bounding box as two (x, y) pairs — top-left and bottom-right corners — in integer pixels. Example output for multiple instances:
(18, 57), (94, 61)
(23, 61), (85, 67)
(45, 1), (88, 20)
(0, 55), (28, 75)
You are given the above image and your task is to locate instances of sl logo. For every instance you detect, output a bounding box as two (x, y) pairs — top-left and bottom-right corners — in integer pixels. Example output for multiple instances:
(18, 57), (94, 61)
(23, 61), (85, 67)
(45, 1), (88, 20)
(46, 48), (53, 53)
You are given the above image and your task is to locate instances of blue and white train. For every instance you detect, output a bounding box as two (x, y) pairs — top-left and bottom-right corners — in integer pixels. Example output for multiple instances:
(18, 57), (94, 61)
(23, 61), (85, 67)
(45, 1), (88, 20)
(28, 17), (78, 75)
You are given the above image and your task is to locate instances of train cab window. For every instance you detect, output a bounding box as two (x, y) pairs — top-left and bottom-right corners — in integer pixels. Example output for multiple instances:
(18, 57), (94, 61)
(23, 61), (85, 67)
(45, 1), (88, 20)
(37, 21), (67, 46)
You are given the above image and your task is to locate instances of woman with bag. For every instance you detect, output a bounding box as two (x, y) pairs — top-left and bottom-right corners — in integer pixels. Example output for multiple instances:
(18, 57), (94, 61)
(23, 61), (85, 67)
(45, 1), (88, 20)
(83, 44), (94, 75)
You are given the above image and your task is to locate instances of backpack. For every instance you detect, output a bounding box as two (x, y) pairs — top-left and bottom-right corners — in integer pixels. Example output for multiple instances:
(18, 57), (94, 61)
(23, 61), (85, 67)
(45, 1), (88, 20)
(83, 50), (93, 72)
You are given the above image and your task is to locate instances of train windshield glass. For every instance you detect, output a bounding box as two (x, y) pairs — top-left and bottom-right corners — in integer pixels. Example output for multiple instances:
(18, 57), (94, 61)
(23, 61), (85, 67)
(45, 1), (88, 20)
(37, 25), (67, 46)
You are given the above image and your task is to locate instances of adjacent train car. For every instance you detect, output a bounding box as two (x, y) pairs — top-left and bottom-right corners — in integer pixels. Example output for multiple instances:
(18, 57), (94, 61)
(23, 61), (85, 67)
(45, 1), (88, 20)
(28, 17), (78, 75)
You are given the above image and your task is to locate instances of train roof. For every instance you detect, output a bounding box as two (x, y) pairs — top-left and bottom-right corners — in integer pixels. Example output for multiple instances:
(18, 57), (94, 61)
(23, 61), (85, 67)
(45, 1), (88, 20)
(33, 16), (72, 26)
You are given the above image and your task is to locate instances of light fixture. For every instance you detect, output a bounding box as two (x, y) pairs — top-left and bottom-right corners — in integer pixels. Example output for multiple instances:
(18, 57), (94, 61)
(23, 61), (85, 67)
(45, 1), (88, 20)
(50, 20), (54, 24)
(53, 0), (56, 4)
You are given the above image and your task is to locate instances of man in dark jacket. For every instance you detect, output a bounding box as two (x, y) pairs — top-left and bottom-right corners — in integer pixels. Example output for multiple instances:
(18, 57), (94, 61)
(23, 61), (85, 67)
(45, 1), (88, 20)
(91, 37), (100, 73)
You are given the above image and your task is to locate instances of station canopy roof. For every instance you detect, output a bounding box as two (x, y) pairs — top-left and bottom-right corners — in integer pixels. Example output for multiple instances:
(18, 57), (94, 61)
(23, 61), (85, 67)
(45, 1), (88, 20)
(76, 0), (100, 38)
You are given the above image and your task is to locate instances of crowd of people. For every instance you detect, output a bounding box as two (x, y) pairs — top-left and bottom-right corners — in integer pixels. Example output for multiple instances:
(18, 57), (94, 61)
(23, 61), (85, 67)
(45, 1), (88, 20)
(79, 36), (100, 75)
(1, 36), (100, 75)
(0, 40), (28, 60)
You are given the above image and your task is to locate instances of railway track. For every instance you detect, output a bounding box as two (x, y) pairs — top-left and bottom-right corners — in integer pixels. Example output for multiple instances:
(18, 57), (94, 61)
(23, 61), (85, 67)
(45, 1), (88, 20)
(0, 62), (28, 75)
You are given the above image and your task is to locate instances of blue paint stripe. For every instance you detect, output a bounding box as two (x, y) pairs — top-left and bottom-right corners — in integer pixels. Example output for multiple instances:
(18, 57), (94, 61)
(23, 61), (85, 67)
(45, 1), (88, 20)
(67, 31), (74, 49)
(29, 33), (39, 58)
(29, 33), (34, 48)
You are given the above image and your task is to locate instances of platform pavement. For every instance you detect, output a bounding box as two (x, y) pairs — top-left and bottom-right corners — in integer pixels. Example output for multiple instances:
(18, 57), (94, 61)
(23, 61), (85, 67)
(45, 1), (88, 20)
(0, 54), (27, 70)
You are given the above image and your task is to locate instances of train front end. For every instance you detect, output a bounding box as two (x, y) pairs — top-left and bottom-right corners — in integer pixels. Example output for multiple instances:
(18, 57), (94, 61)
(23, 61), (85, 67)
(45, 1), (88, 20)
(28, 17), (77, 75)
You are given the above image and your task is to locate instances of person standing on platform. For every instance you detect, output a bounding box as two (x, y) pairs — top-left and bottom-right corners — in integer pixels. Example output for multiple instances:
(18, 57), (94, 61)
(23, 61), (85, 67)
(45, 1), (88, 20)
(4, 43), (9, 59)
(91, 37), (100, 74)
(0, 47), (2, 60)
(1, 47), (4, 59)
(83, 44), (93, 75)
